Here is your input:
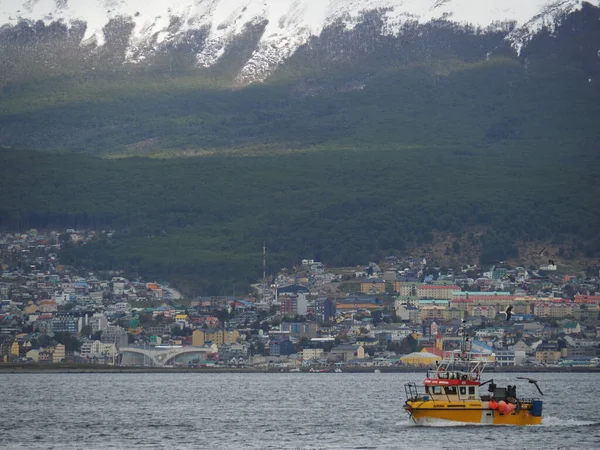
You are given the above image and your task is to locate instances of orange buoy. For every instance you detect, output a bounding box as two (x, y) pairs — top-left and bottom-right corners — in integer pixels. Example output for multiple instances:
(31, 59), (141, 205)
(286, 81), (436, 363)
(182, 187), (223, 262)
(489, 400), (498, 410)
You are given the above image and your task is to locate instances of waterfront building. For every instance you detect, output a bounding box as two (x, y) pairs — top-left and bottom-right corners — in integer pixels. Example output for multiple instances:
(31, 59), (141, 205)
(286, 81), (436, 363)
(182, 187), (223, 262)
(535, 342), (561, 364)
(50, 314), (80, 334)
(494, 349), (516, 366)
(101, 325), (128, 348)
(400, 350), (441, 366)
(269, 338), (295, 356)
(38, 349), (52, 363)
(302, 348), (324, 361)
(26, 349), (39, 362)
(52, 344), (65, 363)
(327, 344), (365, 363)
(192, 328), (240, 347)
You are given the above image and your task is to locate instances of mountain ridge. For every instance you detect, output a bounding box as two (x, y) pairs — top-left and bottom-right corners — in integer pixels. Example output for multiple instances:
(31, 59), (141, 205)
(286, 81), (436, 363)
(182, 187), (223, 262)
(1, 0), (597, 81)
(1, 2), (600, 293)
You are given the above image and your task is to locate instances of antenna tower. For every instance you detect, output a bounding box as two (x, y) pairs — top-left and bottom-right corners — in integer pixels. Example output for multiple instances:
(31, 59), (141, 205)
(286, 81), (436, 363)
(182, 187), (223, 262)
(262, 241), (266, 303)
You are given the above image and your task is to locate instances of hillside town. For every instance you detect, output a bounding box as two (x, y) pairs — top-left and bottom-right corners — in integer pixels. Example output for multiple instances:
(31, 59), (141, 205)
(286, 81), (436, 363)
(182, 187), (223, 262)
(1, 229), (600, 371)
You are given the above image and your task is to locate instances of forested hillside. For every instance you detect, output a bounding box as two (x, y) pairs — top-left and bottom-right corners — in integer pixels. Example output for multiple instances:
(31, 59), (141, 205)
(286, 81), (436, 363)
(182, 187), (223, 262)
(1, 5), (599, 294)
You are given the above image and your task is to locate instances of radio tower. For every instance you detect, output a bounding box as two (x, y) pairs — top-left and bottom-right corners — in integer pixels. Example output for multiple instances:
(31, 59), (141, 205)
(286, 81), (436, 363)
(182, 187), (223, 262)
(262, 241), (267, 303)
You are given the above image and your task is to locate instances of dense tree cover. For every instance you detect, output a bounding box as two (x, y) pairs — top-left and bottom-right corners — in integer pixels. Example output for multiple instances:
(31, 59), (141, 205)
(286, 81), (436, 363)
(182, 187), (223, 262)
(0, 6), (599, 294)
(2, 138), (599, 294)
(1, 54), (598, 154)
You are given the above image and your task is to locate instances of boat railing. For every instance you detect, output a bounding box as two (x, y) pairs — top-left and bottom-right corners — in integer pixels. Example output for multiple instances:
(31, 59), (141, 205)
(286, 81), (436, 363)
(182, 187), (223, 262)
(427, 368), (479, 382)
(516, 397), (540, 404)
(404, 382), (428, 401)
(427, 352), (488, 381)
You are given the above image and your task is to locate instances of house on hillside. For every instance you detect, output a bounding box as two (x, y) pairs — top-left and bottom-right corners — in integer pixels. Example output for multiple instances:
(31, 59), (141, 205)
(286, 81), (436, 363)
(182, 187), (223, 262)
(360, 278), (386, 294)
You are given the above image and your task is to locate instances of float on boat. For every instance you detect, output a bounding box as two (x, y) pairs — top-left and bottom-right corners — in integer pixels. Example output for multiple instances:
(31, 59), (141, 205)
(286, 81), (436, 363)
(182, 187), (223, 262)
(404, 327), (543, 426)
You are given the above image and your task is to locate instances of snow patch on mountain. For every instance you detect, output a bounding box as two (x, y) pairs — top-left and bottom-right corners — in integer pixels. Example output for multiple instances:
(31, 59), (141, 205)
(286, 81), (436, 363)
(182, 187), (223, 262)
(1, 0), (597, 80)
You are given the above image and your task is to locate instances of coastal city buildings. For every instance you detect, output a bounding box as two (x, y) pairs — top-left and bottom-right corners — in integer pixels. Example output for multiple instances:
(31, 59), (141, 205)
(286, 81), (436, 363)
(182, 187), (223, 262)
(1, 229), (599, 370)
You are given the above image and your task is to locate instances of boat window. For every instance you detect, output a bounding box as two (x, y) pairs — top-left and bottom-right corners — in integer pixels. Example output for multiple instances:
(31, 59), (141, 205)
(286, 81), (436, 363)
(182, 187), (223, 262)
(445, 386), (457, 395)
(432, 386), (442, 395)
(459, 387), (467, 395)
(469, 386), (475, 395)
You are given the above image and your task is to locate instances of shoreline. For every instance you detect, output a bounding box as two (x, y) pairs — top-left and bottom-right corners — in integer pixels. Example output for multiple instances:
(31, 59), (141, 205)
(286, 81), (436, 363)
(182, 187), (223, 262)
(1, 364), (599, 374)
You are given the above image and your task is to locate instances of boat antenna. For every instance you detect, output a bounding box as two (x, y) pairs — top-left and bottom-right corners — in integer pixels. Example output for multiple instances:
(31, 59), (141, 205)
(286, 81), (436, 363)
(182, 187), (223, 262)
(458, 322), (469, 357)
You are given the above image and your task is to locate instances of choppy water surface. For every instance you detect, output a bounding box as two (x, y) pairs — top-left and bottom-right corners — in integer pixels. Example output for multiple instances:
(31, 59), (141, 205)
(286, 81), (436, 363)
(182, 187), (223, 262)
(0, 372), (598, 449)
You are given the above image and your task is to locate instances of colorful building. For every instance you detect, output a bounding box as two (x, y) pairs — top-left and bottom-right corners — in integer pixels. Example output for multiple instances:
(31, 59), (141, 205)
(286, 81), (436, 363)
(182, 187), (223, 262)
(192, 329), (240, 347)
(417, 285), (461, 300)
(360, 278), (386, 294)
(400, 350), (442, 366)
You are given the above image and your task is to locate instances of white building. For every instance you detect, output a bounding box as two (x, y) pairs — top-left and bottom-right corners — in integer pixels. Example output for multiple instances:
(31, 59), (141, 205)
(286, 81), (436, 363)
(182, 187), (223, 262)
(54, 292), (70, 305)
(80, 340), (118, 360)
(296, 293), (308, 316)
(302, 348), (323, 361)
(89, 313), (109, 332)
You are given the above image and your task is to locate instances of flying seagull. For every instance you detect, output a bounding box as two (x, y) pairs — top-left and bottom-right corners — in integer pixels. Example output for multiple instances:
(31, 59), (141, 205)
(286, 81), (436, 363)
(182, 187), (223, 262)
(528, 247), (546, 258)
(500, 305), (513, 321)
(517, 377), (544, 396)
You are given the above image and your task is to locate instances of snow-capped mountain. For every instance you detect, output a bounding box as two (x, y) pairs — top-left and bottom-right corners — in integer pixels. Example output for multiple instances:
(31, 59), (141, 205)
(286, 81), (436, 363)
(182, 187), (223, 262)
(0, 0), (597, 81)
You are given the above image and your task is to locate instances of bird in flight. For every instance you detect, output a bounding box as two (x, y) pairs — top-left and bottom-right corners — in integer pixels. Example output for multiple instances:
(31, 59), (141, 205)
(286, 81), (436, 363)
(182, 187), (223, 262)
(516, 377), (544, 395)
(500, 305), (513, 321)
(528, 247), (546, 257)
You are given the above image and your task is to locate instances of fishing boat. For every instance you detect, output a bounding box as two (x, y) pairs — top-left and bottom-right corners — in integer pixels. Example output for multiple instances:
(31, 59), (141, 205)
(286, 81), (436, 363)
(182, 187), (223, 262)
(404, 326), (543, 426)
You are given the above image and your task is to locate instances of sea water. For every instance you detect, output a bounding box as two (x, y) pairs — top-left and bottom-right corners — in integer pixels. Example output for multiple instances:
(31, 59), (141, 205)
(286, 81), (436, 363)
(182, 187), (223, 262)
(0, 371), (598, 449)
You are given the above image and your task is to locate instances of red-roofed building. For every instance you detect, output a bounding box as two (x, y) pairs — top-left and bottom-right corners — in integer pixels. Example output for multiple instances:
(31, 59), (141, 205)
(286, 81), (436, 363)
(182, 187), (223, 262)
(574, 295), (600, 306)
(464, 295), (515, 302)
(470, 305), (497, 320)
(533, 300), (575, 318)
(38, 299), (57, 313)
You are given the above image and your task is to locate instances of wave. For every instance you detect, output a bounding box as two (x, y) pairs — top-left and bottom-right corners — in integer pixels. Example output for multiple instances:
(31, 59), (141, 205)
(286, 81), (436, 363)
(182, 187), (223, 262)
(397, 416), (600, 428)
(402, 418), (487, 427)
(539, 416), (600, 427)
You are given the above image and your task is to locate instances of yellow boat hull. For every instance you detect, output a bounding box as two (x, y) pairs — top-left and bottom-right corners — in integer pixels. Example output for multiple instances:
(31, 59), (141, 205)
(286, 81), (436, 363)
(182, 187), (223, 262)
(405, 401), (542, 426)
